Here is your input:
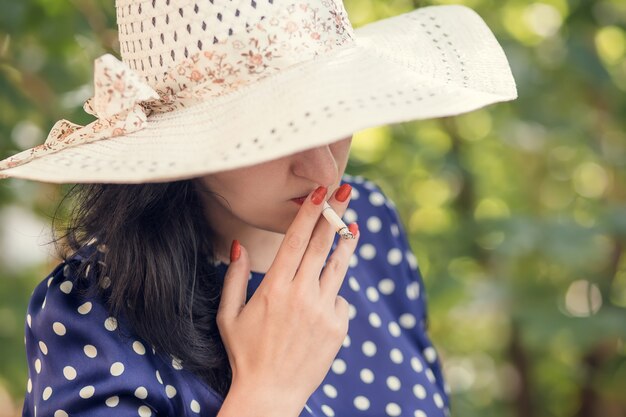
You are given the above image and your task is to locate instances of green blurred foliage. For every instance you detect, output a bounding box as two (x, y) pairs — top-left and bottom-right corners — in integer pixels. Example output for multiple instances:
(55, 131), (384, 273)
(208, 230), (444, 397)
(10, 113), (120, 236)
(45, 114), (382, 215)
(0, 0), (625, 416)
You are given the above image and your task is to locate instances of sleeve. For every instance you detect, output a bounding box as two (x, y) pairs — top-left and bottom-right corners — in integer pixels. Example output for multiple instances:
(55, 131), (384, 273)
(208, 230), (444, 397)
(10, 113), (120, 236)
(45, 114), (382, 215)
(380, 193), (430, 327)
(22, 260), (179, 417)
(355, 180), (429, 327)
(358, 181), (444, 390)
(370, 182), (448, 397)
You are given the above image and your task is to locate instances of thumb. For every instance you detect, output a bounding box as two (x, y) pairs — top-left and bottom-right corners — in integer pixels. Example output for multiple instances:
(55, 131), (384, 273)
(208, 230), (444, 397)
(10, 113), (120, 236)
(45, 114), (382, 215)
(217, 240), (250, 322)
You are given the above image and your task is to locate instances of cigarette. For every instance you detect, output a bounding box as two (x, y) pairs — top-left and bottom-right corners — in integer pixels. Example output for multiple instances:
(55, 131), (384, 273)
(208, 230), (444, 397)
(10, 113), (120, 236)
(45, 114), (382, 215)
(322, 201), (354, 239)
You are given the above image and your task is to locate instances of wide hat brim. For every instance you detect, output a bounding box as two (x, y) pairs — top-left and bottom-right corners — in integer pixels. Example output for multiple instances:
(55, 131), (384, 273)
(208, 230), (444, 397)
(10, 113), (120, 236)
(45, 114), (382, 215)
(1, 5), (517, 184)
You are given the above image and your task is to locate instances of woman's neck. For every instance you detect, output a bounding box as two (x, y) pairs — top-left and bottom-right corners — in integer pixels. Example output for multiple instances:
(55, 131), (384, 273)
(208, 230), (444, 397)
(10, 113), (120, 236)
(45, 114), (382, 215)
(212, 227), (284, 274)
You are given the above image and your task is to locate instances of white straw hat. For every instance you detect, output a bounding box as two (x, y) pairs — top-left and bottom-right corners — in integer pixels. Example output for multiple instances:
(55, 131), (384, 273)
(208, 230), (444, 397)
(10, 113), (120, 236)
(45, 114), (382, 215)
(0, 0), (517, 184)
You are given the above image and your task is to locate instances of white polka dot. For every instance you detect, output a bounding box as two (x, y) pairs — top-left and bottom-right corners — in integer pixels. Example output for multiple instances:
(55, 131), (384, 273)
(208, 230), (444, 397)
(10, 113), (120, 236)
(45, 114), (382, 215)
(366, 216), (382, 233)
(359, 244), (376, 260)
(388, 321), (401, 337)
(387, 248), (403, 265)
(84, 344), (97, 358)
(406, 282), (420, 300)
(134, 386), (148, 399)
(413, 384), (427, 399)
(110, 362), (125, 376)
(104, 317), (118, 331)
(426, 368), (436, 384)
(106, 396), (119, 407)
(348, 304), (357, 320)
(156, 370), (163, 384)
(54, 411), (68, 417)
(47, 277), (53, 287)
(365, 287), (379, 302)
(133, 341), (146, 355)
(172, 357), (183, 370)
(39, 341), (48, 355)
(331, 358), (346, 374)
(34, 359), (41, 374)
(390, 348), (404, 364)
(411, 357), (424, 373)
(369, 192), (385, 206)
(165, 385), (177, 398)
(434, 393), (444, 408)
(385, 402), (401, 416)
(362, 341), (377, 357)
(378, 278), (395, 295)
(100, 276), (111, 289)
(63, 366), (77, 380)
(190, 400), (201, 413)
(77, 302), (92, 315)
(27, 378), (32, 393)
(42, 386), (52, 401)
(27, 314), (32, 328)
(343, 208), (358, 224)
(321, 404), (335, 417)
(138, 405), (152, 417)
(406, 251), (418, 269)
(348, 276), (360, 291)
(368, 312), (382, 328)
(386, 376), (401, 391)
(349, 253), (358, 268)
(424, 347), (438, 363)
(354, 396), (370, 410)
(390, 224), (399, 237)
(79, 385), (95, 399)
(399, 313), (417, 329)
(350, 187), (360, 200)
(59, 281), (73, 294)
(322, 384), (337, 398)
(342, 334), (351, 347)
(360, 368), (374, 384)
(63, 264), (70, 277)
(53, 322), (67, 336)
(414, 411), (427, 417)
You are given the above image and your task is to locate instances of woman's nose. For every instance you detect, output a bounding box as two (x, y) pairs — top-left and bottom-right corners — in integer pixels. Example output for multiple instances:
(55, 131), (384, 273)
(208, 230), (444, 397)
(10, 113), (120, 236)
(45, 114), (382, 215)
(291, 144), (338, 187)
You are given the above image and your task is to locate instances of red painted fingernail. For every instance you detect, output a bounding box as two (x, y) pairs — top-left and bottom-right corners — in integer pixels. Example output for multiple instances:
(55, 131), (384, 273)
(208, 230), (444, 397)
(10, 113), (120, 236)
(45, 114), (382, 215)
(348, 223), (359, 237)
(335, 184), (352, 203)
(311, 186), (327, 205)
(230, 240), (241, 262)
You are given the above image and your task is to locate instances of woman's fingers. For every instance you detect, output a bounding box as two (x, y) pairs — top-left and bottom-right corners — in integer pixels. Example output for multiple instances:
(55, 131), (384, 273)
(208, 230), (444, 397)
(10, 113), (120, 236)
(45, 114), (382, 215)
(319, 222), (359, 300)
(216, 243), (250, 324)
(296, 183), (352, 285)
(268, 186), (328, 281)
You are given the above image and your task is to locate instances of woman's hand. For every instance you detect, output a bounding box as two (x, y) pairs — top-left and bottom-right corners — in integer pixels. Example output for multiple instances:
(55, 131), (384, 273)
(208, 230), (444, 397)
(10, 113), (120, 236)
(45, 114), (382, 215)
(216, 184), (359, 417)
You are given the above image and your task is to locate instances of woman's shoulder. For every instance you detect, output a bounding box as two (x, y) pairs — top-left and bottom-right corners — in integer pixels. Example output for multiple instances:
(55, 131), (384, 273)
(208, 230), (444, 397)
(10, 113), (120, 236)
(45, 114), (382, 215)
(341, 174), (408, 242)
(341, 174), (421, 283)
(24, 244), (223, 416)
(342, 174), (394, 205)
(26, 245), (143, 373)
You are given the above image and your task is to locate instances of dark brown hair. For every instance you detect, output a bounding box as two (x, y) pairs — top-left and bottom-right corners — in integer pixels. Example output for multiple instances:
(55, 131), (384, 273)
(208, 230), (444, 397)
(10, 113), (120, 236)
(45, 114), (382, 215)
(52, 180), (232, 397)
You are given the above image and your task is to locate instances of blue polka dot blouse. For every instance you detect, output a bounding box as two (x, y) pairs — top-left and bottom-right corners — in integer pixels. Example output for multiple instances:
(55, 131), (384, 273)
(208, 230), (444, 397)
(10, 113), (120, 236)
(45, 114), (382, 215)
(23, 175), (450, 417)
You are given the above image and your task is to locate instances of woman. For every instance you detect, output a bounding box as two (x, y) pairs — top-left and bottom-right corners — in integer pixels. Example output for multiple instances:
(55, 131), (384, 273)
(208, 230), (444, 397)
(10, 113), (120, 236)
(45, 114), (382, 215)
(0, 0), (516, 416)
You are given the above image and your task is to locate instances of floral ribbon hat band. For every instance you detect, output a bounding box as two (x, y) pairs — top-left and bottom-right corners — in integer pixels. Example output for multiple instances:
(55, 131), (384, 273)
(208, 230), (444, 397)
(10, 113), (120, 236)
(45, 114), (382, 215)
(0, 0), (517, 184)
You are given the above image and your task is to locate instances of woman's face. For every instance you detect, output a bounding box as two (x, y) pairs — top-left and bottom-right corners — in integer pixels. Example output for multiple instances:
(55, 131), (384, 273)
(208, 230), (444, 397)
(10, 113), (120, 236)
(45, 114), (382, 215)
(195, 136), (352, 236)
